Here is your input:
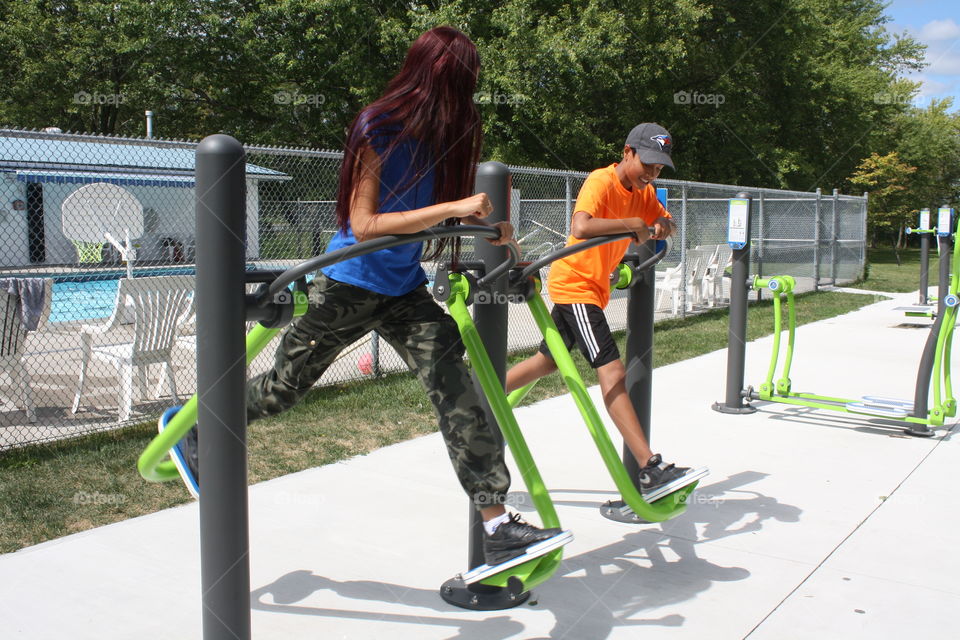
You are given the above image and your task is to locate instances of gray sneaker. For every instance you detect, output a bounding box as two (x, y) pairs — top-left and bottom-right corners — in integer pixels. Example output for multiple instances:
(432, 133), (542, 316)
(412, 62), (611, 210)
(638, 454), (698, 501)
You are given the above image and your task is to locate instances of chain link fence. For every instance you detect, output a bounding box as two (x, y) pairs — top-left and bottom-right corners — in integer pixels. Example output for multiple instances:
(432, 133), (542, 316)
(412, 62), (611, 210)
(0, 129), (866, 449)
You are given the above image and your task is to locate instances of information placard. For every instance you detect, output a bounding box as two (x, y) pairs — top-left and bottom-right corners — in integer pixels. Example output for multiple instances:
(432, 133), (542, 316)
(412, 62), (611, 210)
(727, 198), (749, 249)
(937, 207), (953, 237)
(919, 208), (930, 230)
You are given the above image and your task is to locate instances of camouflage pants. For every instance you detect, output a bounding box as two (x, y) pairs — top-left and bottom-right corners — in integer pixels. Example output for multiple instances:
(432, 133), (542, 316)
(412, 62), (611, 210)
(248, 273), (510, 506)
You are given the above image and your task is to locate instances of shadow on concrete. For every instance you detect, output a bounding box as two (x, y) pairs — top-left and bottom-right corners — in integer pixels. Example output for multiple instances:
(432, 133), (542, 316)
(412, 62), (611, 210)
(249, 471), (792, 638)
(750, 402), (953, 438)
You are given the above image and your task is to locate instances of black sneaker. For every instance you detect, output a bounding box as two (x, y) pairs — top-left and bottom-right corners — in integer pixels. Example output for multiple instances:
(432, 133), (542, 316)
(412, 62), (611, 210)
(483, 513), (564, 566)
(638, 454), (699, 502)
(159, 406), (200, 499)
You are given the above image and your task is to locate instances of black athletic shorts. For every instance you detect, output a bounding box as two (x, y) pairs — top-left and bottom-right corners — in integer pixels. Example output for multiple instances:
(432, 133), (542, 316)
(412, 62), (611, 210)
(538, 303), (620, 368)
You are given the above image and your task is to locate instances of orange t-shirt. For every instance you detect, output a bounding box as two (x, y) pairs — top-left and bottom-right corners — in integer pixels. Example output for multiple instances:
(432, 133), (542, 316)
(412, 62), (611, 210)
(547, 164), (669, 308)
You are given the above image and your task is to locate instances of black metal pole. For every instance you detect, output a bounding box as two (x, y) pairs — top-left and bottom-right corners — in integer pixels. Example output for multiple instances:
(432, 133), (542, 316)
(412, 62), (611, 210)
(919, 232), (930, 305)
(195, 134), (250, 640)
(467, 162), (510, 570)
(713, 193), (757, 414)
(909, 231), (949, 437)
(624, 240), (656, 477)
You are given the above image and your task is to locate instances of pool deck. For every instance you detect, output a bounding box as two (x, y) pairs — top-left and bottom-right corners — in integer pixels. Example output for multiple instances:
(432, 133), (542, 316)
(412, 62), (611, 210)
(0, 288), (955, 638)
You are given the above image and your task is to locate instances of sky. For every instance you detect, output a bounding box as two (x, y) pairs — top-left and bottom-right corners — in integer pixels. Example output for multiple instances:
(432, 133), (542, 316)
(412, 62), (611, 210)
(885, 0), (960, 111)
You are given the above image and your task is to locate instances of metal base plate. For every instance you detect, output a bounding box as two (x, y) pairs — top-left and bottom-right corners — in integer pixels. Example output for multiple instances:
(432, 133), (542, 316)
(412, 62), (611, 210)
(600, 500), (652, 524)
(439, 575), (529, 610)
(712, 401), (757, 414)
(904, 424), (936, 438)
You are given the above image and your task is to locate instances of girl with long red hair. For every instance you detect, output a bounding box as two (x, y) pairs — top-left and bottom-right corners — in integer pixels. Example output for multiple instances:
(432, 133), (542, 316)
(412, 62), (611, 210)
(176, 27), (566, 567)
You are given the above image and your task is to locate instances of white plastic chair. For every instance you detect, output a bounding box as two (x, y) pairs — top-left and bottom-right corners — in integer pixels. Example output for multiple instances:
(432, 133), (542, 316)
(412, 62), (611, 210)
(685, 247), (715, 310)
(0, 279), (53, 422)
(72, 276), (193, 422)
(702, 244), (733, 307)
(655, 262), (685, 315)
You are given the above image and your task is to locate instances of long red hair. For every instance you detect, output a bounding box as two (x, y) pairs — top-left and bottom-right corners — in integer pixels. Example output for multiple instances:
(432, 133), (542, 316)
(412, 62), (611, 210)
(335, 26), (482, 261)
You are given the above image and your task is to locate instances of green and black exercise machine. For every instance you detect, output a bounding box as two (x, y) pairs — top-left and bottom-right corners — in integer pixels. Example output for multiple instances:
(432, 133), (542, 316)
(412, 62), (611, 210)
(714, 194), (956, 437)
(140, 156), (571, 627)
(899, 206), (953, 318)
(500, 233), (707, 525)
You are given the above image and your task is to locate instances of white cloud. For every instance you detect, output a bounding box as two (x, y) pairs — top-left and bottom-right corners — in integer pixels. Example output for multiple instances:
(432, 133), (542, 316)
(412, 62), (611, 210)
(925, 40), (960, 75)
(919, 18), (960, 42)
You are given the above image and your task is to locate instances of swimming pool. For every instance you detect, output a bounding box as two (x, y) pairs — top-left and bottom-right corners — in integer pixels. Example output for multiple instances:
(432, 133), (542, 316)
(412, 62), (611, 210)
(50, 268), (197, 324)
(48, 266), (311, 324)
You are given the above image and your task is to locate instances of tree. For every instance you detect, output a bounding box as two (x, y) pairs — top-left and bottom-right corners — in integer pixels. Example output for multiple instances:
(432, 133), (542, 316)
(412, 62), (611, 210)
(850, 151), (917, 247)
(888, 99), (960, 212)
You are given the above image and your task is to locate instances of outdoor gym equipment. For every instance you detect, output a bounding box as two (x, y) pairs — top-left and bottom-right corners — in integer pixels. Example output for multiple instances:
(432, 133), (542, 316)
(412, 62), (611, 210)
(502, 233), (707, 524)
(136, 141), (571, 638)
(902, 206), (955, 317)
(905, 208), (935, 307)
(713, 193), (957, 438)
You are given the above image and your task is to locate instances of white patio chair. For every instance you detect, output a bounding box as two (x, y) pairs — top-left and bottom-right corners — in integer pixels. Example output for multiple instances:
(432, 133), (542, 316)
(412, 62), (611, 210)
(686, 246), (716, 310)
(702, 244), (733, 307)
(72, 276), (193, 422)
(655, 262), (685, 315)
(0, 278), (53, 423)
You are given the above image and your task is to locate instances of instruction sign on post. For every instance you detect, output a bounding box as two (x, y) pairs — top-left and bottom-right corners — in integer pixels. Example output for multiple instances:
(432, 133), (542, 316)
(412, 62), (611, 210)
(727, 197), (750, 250)
(920, 208), (930, 231)
(937, 207), (954, 237)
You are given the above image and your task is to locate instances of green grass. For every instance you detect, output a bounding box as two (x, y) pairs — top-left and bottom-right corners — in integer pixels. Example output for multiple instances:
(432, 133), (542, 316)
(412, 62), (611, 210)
(848, 247), (940, 294)
(0, 280), (880, 553)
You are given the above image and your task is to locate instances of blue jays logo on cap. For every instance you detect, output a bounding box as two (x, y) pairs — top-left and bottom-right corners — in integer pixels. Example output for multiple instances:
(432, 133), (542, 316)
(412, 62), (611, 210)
(650, 134), (671, 150)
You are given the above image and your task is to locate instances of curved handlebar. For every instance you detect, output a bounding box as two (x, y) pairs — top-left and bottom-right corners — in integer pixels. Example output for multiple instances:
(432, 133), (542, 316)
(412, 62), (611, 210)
(629, 236), (672, 272)
(517, 229), (672, 281)
(257, 225), (517, 305)
(518, 232), (636, 280)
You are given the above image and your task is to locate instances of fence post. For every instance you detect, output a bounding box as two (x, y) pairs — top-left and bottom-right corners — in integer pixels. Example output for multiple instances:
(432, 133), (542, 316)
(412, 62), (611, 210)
(564, 176), (572, 238)
(813, 187), (822, 291)
(831, 188), (839, 284)
(679, 184), (688, 318)
(756, 190), (765, 300)
(862, 192), (869, 280)
(195, 134), (251, 640)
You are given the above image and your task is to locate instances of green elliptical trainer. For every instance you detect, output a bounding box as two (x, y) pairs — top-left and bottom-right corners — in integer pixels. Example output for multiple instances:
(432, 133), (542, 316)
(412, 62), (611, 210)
(434, 266), (572, 607)
(505, 233), (707, 524)
(714, 194), (956, 438)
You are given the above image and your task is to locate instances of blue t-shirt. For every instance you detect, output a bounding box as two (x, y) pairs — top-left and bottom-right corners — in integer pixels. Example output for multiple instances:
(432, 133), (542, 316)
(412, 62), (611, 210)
(322, 119), (436, 296)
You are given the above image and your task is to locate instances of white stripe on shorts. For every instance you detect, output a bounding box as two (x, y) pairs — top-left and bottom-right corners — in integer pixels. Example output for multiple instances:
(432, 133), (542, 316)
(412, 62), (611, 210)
(573, 304), (600, 362)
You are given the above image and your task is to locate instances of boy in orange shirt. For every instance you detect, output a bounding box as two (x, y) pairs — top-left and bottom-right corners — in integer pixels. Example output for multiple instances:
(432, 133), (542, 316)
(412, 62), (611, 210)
(506, 123), (701, 501)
